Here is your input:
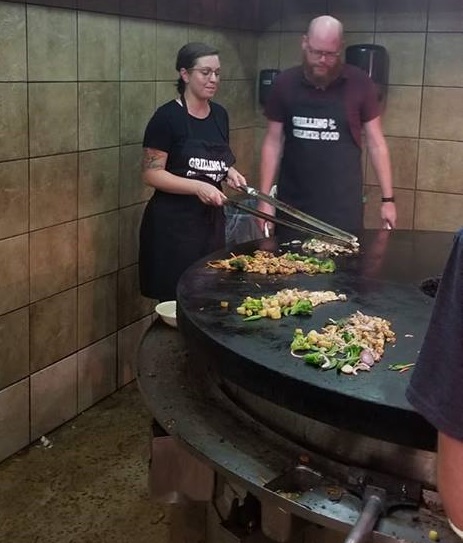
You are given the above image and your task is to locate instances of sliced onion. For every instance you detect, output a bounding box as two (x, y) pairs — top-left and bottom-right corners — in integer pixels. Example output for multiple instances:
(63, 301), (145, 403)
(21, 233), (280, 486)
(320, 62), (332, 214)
(291, 350), (305, 358)
(359, 349), (375, 367)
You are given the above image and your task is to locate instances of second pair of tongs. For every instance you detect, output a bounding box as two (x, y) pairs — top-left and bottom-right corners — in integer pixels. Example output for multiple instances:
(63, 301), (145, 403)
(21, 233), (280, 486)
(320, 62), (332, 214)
(227, 186), (358, 248)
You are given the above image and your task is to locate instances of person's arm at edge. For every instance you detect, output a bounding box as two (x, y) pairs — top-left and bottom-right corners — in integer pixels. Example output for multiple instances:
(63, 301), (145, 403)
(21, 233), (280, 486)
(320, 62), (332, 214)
(257, 120), (284, 231)
(363, 116), (397, 229)
(142, 147), (226, 206)
(438, 431), (463, 530)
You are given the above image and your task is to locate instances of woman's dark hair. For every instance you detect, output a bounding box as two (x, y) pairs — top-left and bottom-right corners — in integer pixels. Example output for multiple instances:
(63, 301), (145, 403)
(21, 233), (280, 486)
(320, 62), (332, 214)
(175, 42), (219, 94)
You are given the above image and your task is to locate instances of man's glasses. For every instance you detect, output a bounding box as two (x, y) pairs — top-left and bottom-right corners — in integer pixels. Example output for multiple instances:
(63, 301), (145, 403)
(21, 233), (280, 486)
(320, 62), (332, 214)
(307, 47), (340, 62)
(189, 68), (221, 78)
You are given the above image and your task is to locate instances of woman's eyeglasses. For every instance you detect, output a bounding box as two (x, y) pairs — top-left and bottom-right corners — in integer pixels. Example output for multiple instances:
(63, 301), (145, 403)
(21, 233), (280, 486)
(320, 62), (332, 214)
(189, 68), (221, 78)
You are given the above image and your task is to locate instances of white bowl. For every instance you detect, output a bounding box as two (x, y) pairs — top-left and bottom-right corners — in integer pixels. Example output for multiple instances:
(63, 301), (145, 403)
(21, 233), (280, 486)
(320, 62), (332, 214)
(155, 300), (177, 328)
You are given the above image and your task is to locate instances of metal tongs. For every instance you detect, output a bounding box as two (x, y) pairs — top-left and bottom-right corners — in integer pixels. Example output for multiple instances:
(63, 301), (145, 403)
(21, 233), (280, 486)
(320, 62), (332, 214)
(227, 186), (358, 248)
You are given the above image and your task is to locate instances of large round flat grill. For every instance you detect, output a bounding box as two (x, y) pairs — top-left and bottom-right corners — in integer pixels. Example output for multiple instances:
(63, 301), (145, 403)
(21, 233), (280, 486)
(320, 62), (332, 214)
(177, 230), (454, 451)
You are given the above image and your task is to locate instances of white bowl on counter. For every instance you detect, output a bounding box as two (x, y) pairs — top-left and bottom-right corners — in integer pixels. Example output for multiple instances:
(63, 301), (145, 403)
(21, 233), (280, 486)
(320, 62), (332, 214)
(155, 300), (177, 328)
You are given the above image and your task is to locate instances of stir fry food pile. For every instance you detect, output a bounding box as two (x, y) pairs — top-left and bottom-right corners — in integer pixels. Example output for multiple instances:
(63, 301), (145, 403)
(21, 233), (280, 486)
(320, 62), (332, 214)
(302, 237), (360, 256)
(207, 250), (335, 275)
(291, 311), (396, 375)
(237, 288), (347, 321)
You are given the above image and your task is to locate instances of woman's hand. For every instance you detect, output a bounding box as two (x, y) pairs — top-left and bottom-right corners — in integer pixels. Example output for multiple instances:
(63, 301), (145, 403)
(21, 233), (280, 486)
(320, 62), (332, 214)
(225, 167), (247, 190)
(195, 180), (227, 206)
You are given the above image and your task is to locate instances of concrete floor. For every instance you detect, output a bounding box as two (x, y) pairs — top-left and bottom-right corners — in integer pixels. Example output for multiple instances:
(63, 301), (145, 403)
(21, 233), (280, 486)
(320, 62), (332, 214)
(0, 383), (199, 543)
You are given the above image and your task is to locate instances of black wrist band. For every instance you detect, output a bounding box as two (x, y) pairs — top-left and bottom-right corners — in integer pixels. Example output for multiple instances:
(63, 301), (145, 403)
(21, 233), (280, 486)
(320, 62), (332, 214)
(381, 196), (395, 203)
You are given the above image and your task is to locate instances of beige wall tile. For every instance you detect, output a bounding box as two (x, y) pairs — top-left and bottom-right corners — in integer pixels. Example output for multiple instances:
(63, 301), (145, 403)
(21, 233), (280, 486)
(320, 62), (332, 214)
(415, 191), (463, 232)
(29, 82), (78, 157)
(0, 2), (26, 81)
(229, 127), (257, 180)
(328, 0), (375, 31)
(30, 288), (77, 372)
(0, 159), (28, 240)
(257, 33), (281, 73)
(0, 234), (29, 316)
(27, 5), (77, 81)
(156, 22), (189, 80)
(258, 0), (282, 32)
(279, 32), (304, 70)
(120, 144), (153, 207)
(120, 82), (156, 145)
(375, 33), (425, 86)
(30, 354), (77, 441)
(216, 79), (255, 129)
(117, 316), (151, 387)
(77, 273), (117, 349)
(376, 0), (428, 32)
(155, 81), (176, 109)
(121, 17), (156, 81)
(425, 34), (463, 87)
(421, 87), (463, 141)
(237, 33), (259, 81)
(77, 11), (119, 81)
(364, 185), (415, 230)
(0, 379), (29, 463)
(118, 265), (155, 328)
(77, 334), (117, 412)
(30, 222), (77, 302)
(119, 203), (144, 269)
(78, 147), (119, 218)
(429, 0), (463, 32)
(30, 153), (78, 230)
(280, 0), (326, 32)
(365, 136), (418, 190)
(0, 308), (29, 390)
(381, 86), (422, 138)
(79, 82), (120, 150)
(0, 83), (28, 161)
(78, 211), (119, 283)
(417, 140), (463, 194)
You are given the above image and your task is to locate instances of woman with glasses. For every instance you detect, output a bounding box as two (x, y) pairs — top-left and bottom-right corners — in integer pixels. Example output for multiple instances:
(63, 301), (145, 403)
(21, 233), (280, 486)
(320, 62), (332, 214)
(257, 15), (396, 240)
(139, 42), (246, 301)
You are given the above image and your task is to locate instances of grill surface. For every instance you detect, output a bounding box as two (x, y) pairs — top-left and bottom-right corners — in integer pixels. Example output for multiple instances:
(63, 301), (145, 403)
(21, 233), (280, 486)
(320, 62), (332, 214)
(177, 229), (454, 450)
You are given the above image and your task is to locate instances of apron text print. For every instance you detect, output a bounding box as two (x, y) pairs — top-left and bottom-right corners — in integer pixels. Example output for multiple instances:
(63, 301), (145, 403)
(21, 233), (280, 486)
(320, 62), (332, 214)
(292, 116), (340, 141)
(187, 157), (228, 182)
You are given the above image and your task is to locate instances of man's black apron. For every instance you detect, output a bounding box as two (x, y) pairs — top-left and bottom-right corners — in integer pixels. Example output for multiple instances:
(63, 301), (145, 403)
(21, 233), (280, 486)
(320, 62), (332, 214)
(276, 84), (363, 241)
(139, 99), (235, 301)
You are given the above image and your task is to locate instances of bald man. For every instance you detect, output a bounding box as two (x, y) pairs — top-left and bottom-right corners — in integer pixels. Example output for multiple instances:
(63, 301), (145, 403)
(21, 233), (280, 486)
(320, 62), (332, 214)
(258, 15), (396, 239)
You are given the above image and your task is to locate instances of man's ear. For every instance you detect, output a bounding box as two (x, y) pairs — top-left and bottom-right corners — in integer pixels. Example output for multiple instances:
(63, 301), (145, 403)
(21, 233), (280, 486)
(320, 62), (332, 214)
(301, 34), (308, 50)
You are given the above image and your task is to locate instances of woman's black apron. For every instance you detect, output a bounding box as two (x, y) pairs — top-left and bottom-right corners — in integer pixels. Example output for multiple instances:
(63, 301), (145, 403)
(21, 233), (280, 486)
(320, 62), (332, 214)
(276, 83), (363, 241)
(139, 99), (235, 301)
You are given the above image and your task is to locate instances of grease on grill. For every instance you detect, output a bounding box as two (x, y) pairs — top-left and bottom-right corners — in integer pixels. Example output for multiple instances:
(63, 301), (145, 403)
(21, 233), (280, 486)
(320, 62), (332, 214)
(420, 276), (441, 298)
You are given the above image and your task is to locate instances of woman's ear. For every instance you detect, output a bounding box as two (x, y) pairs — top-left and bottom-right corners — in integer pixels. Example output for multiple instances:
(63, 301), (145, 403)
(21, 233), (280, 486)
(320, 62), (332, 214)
(179, 67), (189, 84)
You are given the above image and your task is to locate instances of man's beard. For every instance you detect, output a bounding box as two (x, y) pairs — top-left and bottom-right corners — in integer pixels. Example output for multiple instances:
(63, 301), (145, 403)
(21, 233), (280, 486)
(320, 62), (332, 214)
(303, 58), (342, 88)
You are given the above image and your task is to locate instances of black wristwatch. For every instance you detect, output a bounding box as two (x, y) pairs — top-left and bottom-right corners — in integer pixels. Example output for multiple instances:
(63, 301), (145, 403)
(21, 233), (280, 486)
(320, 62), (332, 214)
(381, 196), (395, 203)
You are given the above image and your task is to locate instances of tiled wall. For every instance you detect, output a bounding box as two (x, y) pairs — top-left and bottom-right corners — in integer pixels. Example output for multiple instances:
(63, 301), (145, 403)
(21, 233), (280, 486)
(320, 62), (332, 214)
(0, 0), (257, 462)
(2, 0), (462, 463)
(255, 0), (463, 231)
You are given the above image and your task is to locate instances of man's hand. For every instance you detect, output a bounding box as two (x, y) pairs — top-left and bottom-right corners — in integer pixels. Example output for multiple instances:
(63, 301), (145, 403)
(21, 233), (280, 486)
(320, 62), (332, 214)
(381, 201), (397, 229)
(256, 200), (275, 234)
